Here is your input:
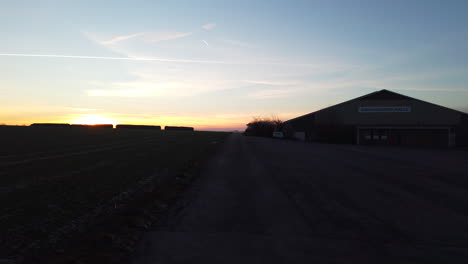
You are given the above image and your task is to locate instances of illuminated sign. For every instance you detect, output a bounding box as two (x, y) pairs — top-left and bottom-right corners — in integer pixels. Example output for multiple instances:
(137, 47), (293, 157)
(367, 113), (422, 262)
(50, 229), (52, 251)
(358, 106), (411, 113)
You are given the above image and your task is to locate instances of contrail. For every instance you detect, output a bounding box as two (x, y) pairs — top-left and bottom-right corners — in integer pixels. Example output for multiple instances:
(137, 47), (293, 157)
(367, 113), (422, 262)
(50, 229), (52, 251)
(0, 53), (227, 64)
(202, 40), (209, 46)
(0, 53), (325, 67)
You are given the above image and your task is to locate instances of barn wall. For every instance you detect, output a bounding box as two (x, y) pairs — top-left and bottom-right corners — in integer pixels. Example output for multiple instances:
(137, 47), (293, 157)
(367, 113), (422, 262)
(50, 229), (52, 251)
(457, 114), (468, 146)
(313, 125), (356, 144)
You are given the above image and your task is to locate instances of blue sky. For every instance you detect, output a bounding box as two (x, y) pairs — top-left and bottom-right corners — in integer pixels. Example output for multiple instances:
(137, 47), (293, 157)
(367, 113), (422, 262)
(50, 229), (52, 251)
(1, 0), (468, 130)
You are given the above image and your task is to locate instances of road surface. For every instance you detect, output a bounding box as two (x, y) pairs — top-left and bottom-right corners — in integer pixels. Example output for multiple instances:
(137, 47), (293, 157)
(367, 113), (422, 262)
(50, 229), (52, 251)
(132, 133), (468, 263)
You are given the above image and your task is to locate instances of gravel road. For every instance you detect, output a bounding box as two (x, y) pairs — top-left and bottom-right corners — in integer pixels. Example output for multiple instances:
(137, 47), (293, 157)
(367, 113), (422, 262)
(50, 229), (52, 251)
(132, 133), (468, 263)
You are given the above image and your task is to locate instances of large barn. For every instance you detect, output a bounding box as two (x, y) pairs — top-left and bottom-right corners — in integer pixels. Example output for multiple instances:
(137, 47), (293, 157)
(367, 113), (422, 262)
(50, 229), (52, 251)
(283, 90), (468, 147)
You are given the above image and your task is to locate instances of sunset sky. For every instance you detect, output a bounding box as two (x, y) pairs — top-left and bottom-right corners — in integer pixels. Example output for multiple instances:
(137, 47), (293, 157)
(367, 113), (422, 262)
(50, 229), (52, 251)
(1, 0), (468, 130)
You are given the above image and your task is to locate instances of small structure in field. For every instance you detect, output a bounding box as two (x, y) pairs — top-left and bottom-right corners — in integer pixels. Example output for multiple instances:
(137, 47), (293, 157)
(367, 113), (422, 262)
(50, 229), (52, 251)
(164, 126), (194, 131)
(31, 123), (70, 128)
(116, 125), (161, 130)
(71, 124), (114, 129)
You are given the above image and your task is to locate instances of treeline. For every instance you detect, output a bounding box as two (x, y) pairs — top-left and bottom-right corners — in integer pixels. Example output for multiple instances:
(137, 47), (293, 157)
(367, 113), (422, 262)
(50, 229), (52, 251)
(243, 117), (283, 137)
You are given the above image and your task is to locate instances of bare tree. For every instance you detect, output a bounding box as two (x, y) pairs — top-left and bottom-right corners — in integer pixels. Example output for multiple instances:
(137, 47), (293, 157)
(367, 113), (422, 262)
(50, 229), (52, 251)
(244, 116), (283, 137)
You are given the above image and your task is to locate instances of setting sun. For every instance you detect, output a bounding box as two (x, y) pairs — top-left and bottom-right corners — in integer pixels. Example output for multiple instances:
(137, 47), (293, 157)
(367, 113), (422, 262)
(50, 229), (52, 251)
(69, 114), (117, 126)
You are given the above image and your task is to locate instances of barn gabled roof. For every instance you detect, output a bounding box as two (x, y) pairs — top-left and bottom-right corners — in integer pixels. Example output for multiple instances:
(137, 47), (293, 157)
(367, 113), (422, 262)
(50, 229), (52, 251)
(285, 89), (467, 124)
(358, 89), (413, 101)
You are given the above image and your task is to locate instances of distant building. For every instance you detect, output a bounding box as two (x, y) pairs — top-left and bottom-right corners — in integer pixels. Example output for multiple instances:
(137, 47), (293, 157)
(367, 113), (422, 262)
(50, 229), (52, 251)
(71, 124), (114, 129)
(283, 89), (468, 147)
(30, 123), (70, 128)
(164, 126), (194, 131)
(116, 125), (161, 130)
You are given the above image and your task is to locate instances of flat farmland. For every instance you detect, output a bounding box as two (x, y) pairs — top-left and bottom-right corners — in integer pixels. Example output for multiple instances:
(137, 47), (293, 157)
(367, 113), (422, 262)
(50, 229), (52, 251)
(0, 126), (228, 258)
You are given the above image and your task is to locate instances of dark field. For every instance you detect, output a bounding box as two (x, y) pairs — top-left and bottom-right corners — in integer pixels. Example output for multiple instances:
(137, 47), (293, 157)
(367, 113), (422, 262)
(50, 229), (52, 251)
(0, 126), (228, 259)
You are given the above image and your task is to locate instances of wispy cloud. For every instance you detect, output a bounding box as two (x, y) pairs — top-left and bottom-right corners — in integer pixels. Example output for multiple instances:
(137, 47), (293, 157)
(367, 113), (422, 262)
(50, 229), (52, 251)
(0, 53), (349, 68)
(248, 88), (303, 99)
(0, 53), (230, 64)
(218, 38), (251, 48)
(386, 87), (468, 92)
(87, 89), (149, 97)
(100, 32), (146, 45)
(88, 22), (215, 47)
(86, 71), (241, 98)
(0, 53), (147, 60)
(243, 80), (299, 86)
(64, 107), (99, 112)
(201, 23), (216, 31)
(98, 31), (192, 45)
(144, 31), (193, 42)
(244, 66), (468, 99)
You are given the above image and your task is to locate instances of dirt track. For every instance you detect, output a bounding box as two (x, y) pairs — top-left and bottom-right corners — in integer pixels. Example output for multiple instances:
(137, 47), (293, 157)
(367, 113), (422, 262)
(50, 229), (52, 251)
(132, 133), (468, 263)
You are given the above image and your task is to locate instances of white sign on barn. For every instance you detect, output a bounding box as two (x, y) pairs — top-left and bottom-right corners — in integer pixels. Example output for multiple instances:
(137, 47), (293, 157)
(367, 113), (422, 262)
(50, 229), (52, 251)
(358, 106), (412, 113)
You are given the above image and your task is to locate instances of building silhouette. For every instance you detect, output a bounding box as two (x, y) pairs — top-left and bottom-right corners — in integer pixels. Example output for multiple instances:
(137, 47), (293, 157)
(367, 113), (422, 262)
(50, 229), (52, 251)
(284, 90), (468, 147)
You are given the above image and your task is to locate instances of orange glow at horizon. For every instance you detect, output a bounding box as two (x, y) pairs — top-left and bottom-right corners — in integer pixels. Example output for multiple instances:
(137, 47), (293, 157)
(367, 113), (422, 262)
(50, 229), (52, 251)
(69, 114), (117, 126)
(1, 107), (265, 131)
(63, 113), (248, 131)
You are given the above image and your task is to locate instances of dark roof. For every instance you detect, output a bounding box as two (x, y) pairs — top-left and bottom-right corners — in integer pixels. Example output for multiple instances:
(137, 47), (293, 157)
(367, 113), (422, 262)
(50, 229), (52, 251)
(116, 124), (161, 130)
(358, 89), (413, 101)
(164, 126), (194, 131)
(285, 89), (467, 123)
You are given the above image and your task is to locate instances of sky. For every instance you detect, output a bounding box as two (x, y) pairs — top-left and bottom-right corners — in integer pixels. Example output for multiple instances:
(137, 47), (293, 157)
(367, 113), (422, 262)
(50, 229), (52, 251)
(1, 0), (468, 131)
